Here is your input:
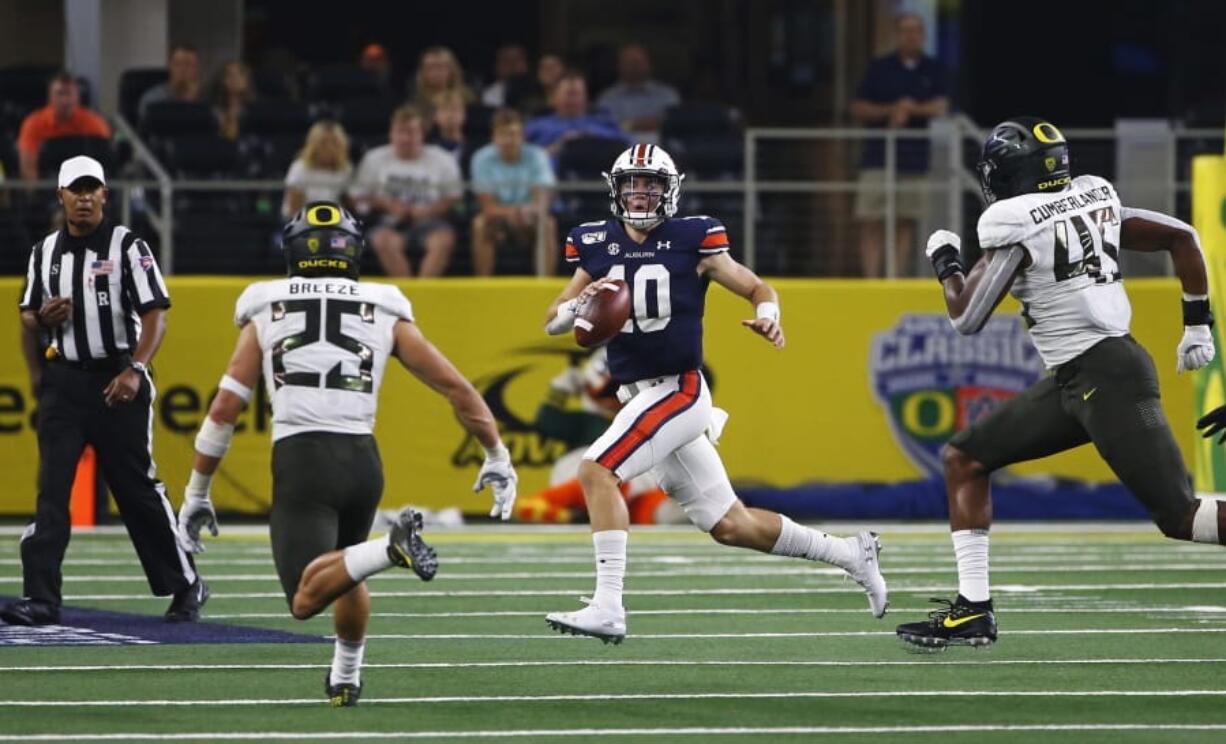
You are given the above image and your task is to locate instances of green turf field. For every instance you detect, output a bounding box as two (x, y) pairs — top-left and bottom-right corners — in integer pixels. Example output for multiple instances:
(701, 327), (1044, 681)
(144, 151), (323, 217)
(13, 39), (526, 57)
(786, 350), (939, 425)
(2, 523), (1225, 742)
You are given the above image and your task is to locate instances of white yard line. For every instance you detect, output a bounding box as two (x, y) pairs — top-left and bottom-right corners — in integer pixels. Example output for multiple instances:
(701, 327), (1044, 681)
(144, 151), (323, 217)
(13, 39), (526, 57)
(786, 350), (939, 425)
(6, 658), (1226, 673)
(356, 628), (1226, 640)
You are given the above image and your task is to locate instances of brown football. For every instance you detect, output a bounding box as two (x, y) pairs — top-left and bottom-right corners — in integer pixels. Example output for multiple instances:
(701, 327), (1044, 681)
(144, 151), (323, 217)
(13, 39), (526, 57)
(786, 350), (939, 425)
(574, 279), (631, 348)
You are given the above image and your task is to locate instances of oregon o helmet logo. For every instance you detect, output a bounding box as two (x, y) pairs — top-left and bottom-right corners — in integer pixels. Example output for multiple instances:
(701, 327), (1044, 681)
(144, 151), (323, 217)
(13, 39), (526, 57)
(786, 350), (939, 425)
(1032, 122), (1065, 144)
(306, 205), (341, 227)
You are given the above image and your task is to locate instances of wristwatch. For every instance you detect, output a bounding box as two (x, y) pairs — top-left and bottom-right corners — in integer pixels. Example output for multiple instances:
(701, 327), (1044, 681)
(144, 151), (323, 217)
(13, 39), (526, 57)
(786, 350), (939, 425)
(130, 360), (148, 375)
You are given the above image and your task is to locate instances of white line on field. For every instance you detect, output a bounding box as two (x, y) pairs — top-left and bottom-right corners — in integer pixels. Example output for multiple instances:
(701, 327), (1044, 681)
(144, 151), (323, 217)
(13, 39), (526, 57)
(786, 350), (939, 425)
(6, 658), (1226, 673)
(7, 690), (1226, 707)
(3, 724), (1226, 741)
(354, 628), (1226, 640)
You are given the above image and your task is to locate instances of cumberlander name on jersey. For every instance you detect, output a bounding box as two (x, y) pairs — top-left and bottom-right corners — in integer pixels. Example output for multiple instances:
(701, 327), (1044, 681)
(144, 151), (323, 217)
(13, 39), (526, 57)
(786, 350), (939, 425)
(978, 174), (1129, 368)
(565, 215), (729, 384)
(235, 277), (414, 441)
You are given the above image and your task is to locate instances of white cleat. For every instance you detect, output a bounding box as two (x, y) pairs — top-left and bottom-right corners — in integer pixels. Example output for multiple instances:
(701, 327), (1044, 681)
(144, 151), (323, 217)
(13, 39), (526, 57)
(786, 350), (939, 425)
(845, 531), (889, 618)
(545, 598), (627, 645)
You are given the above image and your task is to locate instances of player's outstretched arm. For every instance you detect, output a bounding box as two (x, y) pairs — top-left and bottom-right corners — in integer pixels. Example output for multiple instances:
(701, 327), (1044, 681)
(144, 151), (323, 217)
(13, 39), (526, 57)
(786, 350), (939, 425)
(544, 267), (594, 335)
(178, 322), (262, 553)
(392, 320), (519, 519)
(1121, 208), (1214, 372)
(925, 229), (1026, 336)
(699, 251), (784, 348)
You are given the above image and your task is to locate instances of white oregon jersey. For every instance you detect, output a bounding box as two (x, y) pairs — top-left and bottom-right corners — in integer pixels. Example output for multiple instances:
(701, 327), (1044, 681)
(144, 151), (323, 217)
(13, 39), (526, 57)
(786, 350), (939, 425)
(977, 174), (1130, 367)
(235, 277), (413, 441)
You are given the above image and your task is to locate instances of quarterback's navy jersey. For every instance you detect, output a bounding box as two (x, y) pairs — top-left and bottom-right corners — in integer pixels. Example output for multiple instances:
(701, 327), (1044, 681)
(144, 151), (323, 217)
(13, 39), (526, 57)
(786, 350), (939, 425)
(565, 216), (730, 383)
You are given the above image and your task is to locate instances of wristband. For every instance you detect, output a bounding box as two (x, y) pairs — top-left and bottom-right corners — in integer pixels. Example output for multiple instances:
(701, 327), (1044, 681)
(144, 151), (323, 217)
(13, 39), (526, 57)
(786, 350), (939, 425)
(186, 469), (213, 496)
(219, 374), (253, 403)
(755, 302), (780, 323)
(194, 416), (235, 458)
(484, 442), (511, 461)
(545, 299), (578, 335)
(929, 244), (965, 283)
(1182, 293), (1214, 328)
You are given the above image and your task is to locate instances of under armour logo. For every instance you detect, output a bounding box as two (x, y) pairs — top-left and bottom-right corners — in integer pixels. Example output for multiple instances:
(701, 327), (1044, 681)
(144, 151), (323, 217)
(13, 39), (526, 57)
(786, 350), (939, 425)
(657, 240), (671, 250)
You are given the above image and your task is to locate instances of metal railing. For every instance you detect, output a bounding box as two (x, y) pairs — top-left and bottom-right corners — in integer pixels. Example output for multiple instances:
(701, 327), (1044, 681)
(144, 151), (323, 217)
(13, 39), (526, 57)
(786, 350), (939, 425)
(2, 117), (1220, 277)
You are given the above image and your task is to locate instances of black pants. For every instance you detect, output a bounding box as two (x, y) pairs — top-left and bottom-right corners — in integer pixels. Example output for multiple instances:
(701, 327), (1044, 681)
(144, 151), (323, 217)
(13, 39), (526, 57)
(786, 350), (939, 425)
(269, 432), (383, 604)
(20, 361), (196, 606)
(951, 335), (1195, 534)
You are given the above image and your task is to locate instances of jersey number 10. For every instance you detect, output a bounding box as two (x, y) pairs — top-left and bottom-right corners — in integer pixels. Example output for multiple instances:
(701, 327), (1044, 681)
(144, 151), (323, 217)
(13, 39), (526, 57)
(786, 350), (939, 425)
(606, 263), (671, 333)
(270, 299), (375, 393)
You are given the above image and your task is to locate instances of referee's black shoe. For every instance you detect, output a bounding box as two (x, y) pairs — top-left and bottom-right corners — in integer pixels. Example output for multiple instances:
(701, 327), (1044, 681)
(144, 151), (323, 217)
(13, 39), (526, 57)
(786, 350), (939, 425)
(164, 578), (209, 623)
(896, 595), (997, 649)
(0, 598), (60, 626)
(387, 507), (438, 581)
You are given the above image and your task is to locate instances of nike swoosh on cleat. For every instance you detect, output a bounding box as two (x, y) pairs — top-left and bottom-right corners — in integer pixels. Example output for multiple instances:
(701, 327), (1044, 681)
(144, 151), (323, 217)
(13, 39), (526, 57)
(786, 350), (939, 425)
(1083, 387), (1097, 401)
(942, 613), (986, 629)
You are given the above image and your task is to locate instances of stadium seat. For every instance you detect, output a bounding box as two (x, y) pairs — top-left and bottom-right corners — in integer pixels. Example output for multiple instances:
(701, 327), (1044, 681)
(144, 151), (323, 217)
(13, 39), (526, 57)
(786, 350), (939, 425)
(661, 102), (742, 146)
(674, 137), (744, 180)
(463, 104), (494, 144)
(252, 69), (293, 100)
(339, 98), (395, 138)
(240, 100), (312, 138)
(556, 137), (627, 180)
(37, 135), (116, 177)
(165, 134), (239, 178)
(142, 101), (218, 138)
(118, 68), (168, 124)
(306, 66), (383, 106)
(0, 66), (56, 113)
(255, 133), (306, 177)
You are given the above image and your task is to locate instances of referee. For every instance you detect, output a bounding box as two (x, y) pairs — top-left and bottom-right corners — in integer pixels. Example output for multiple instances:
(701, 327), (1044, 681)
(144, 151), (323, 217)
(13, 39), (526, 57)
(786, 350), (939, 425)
(0, 156), (207, 626)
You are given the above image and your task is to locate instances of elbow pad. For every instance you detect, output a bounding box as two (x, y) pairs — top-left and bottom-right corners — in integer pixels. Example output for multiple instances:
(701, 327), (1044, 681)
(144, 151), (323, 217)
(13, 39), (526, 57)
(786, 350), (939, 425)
(545, 299), (578, 335)
(194, 417), (235, 458)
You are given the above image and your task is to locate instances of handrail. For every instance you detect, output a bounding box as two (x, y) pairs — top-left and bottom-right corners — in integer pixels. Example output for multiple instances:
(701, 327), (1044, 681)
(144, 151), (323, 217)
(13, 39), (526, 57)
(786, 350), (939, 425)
(113, 114), (175, 272)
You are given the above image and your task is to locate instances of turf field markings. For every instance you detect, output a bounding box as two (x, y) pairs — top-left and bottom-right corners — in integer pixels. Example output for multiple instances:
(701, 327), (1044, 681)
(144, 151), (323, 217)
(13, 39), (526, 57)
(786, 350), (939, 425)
(7, 658), (1226, 673)
(8, 690), (1226, 707)
(355, 628), (1226, 640)
(3, 725), (1226, 741)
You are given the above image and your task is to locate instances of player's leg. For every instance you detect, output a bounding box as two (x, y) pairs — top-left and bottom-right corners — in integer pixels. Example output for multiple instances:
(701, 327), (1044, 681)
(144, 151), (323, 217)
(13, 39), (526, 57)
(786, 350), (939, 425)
(1, 365), (85, 625)
(896, 375), (1090, 648)
(471, 213), (496, 276)
(656, 436), (887, 617)
(370, 225), (412, 277)
(417, 222), (455, 278)
(1073, 336), (1224, 545)
(546, 370), (709, 642)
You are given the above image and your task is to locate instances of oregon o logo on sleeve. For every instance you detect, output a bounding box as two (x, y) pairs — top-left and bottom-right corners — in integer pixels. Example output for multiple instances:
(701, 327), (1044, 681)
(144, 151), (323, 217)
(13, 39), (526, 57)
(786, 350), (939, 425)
(869, 314), (1043, 476)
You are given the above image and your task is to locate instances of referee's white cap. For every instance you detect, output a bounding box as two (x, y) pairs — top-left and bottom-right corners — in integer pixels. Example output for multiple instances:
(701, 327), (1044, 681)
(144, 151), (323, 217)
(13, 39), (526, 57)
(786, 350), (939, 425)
(58, 155), (106, 189)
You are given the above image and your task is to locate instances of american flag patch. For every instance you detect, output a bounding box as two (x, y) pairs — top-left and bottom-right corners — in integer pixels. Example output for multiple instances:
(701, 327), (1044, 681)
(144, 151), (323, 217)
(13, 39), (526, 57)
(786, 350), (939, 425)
(139, 255), (154, 271)
(91, 260), (114, 275)
(330, 236), (348, 248)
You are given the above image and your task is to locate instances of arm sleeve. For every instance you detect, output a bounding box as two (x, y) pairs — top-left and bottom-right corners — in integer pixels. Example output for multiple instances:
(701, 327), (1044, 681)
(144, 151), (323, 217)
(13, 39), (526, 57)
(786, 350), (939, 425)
(123, 237), (171, 313)
(534, 147), (556, 187)
(951, 245), (1027, 336)
(18, 242), (42, 311)
(284, 159), (304, 187)
(382, 286), (415, 322)
(563, 231), (580, 264)
(470, 149), (494, 195)
(1121, 206), (1202, 251)
(853, 60), (881, 101)
(16, 114), (41, 154)
(698, 218), (730, 255)
(348, 152), (376, 201)
(977, 202), (1036, 263)
(439, 153), (463, 200)
(234, 283), (264, 327)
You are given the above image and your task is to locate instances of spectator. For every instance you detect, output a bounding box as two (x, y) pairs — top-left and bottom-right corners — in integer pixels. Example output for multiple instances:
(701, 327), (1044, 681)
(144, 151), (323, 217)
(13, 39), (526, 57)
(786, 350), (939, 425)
(849, 12), (949, 277)
(360, 43), (394, 96)
(349, 105), (461, 278)
(525, 72), (626, 164)
(138, 43), (201, 121)
(481, 44), (530, 108)
(596, 44), (680, 144)
(537, 54), (565, 100)
(410, 46), (474, 116)
(470, 108), (557, 276)
(282, 120), (354, 218)
(211, 60), (255, 141)
(427, 89), (467, 167)
(17, 72), (111, 180)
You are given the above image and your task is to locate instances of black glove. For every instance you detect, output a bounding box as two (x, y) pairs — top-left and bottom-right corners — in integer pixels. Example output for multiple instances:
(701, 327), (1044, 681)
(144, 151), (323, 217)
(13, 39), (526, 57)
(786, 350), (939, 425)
(1197, 405), (1226, 445)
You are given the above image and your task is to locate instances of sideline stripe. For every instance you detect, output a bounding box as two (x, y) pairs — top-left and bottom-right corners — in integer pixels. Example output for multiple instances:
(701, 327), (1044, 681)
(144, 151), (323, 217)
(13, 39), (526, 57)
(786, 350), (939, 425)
(7, 690), (1226, 707)
(7, 658), (1226, 673)
(355, 628), (1226, 640)
(3, 725), (1226, 741)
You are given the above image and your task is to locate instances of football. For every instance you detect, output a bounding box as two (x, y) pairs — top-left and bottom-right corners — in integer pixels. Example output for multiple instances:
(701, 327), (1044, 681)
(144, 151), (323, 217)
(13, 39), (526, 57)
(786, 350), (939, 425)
(574, 279), (631, 348)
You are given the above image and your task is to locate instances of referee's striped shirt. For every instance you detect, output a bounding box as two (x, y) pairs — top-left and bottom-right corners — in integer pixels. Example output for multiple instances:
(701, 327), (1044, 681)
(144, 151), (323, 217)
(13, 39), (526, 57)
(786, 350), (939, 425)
(19, 219), (171, 363)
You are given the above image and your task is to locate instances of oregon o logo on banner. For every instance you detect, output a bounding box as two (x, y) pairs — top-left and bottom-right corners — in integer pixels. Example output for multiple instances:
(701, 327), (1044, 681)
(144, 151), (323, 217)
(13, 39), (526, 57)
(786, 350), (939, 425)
(1032, 122), (1065, 144)
(900, 391), (954, 437)
(306, 205), (340, 226)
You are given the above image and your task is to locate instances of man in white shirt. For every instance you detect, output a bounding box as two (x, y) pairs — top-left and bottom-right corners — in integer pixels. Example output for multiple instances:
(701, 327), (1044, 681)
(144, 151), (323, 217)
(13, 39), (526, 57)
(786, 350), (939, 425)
(349, 106), (461, 277)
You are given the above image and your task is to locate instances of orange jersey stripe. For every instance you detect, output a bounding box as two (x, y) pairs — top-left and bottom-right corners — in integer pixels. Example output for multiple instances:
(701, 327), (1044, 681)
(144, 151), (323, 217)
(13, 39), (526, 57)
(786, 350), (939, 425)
(701, 232), (729, 248)
(597, 371), (701, 471)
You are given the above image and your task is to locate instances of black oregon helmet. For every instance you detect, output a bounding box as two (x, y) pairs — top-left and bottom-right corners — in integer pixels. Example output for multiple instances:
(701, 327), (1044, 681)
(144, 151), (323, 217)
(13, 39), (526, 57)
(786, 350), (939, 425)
(977, 116), (1071, 203)
(281, 201), (364, 280)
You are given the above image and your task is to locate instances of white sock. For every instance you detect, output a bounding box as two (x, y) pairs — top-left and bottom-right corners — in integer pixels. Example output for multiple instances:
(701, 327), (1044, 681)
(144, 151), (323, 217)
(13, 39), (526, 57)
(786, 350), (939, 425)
(330, 639), (365, 686)
(1192, 499), (1221, 545)
(342, 537), (393, 582)
(952, 529), (991, 602)
(770, 515), (854, 569)
(591, 530), (627, 610)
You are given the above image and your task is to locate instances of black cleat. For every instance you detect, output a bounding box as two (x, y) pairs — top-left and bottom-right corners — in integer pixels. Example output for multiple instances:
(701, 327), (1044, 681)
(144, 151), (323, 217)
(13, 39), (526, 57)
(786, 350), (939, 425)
(896, 595), (997, 650)
(325, 671), (362, 707)
(387, 507), (438, 581)
(0, 599), (60, 626)
(164, 578), (209, 623)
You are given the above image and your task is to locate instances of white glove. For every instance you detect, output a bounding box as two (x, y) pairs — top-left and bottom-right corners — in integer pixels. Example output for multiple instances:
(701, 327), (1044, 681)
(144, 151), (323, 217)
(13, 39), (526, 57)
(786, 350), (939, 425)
(1177, 325), (1216, 373)
(925, 229), (962, 259)
(474, 443), (518, 521)
(177, 494), (218, 554)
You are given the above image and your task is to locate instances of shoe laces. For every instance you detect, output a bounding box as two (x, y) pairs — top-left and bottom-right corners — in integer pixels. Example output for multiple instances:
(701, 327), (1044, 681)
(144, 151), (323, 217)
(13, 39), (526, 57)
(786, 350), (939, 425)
(923, 597), (958, 625)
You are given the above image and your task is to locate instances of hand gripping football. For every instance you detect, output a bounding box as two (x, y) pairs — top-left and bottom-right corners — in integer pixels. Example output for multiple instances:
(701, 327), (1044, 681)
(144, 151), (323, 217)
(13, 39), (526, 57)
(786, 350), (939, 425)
(574, 279), (631, 348)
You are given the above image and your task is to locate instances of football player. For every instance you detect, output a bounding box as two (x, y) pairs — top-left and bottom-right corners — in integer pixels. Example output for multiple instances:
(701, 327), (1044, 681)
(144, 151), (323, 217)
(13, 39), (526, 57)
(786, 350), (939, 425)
(542, 144), (889, 643)
(897, 117), (1225, 649)
(175, 202), (518, 704)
